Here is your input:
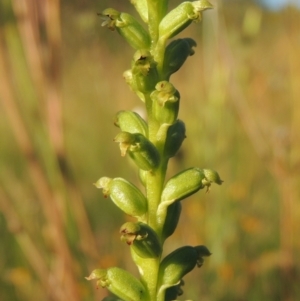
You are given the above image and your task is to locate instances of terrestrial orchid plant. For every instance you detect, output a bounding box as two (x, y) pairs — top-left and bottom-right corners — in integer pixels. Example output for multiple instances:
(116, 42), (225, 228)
(85, 1), (223, 300)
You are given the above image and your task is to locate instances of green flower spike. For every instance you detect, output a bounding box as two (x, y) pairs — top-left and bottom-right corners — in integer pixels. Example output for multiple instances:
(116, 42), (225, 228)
(151, 81), (180, 124)
(89, 2), (219, 301)
(85, 267), (147, 301)
(94, 177), (147, 218)
(114, 132), (160, 171)
(100, 8), (151, 49)
(158, 0), (213, 42)
(120, 222), (162, 258)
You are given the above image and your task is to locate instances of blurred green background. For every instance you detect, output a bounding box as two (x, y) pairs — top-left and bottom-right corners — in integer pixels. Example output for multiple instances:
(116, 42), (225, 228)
(0, 0), (299, 300)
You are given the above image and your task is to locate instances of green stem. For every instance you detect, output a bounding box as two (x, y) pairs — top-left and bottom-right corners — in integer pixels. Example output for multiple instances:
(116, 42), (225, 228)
(145, 161), (167, 230)
(147, 0), (169, 45)
(143, 88), (169, 300)
(138, 257), (161, 301)
(153, 38), (167, 76)
(142, 164), (166, 301)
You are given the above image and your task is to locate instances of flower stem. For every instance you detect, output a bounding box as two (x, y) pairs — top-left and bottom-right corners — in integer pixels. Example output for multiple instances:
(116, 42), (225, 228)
(147, 0), (169, 45)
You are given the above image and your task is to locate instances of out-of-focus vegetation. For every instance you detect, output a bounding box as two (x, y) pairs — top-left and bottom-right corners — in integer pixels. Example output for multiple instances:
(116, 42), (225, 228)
(0, 0), (299, 300)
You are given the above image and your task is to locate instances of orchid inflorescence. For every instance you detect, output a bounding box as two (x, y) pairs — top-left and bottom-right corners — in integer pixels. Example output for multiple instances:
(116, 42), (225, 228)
(86, 1), (223, 301)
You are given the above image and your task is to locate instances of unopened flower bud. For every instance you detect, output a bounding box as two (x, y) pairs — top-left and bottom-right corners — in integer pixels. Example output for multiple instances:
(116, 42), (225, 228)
(158, 1), (213, 41)
(100, 8), (150, 49)
(157, 168), (222, 225)
(157, 245), (211, 290)
(164, 120), (186, 158)
(151, 81), (180, 124)
(161, 167), (223, 205)
(114, 132), (160, 171)
(163, 38), (197, 79)
(161, 168), (206, 205)
(114, 110), (148, 137)
(94, 177), (147, 217)
(120, 222), (162, 258)
(86, 267), (147, 301)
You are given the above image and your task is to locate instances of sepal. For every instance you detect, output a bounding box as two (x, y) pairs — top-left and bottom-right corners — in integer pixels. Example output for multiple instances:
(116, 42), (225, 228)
(94, 177), (147, 217)
(100, 8), (150, 49)
(114, 110), (148, 137)
(162, 202), (182, 241)
(163, 38), (197, 79)
(203, 169), (224, 186)
(114, 132), (160, 171)
(123, 69), (146, 102)
(86, 267), (147, 301)
(120, 222), (162, 258)
(131, 50), (159, 93)
(164, 120), (186, 158)
(113, 132), (136, 157)
(194, 245), (212, 267)
(150, 81), (180, 124)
